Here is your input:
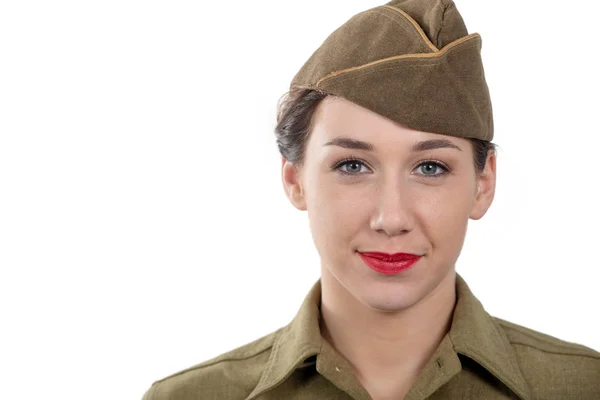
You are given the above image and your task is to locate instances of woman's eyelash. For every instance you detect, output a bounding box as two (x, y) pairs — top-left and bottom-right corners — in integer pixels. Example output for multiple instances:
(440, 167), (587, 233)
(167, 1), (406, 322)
(416, 160), (450, 177)
(331, 157), (367, 172)
(331, 156), (450, 177)
(330, 156), (367, 175)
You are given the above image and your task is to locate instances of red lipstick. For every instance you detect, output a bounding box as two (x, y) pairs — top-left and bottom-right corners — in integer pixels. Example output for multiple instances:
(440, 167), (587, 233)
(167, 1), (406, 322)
(358, 251), (421, 275)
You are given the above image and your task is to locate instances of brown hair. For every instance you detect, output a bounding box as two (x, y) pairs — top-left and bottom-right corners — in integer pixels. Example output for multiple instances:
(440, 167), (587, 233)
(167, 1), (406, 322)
(274, 87), (497, 173)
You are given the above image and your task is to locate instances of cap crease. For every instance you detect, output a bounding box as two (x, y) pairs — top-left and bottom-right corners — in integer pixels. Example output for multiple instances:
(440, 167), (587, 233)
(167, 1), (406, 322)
(382, 5), (439, 52)
(316, 32), (480, 88)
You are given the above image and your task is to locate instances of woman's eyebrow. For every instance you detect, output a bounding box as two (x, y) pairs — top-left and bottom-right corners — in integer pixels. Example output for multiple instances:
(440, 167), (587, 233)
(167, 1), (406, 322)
(411, 139), (463, 152)
(323, 137), (463, 152)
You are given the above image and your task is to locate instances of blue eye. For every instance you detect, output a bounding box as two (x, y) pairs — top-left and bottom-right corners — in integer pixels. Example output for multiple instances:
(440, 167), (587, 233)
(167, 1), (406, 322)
(415, 161), (449, 177)
(331, 157), (450, 178)
(335, 159), (370, 175)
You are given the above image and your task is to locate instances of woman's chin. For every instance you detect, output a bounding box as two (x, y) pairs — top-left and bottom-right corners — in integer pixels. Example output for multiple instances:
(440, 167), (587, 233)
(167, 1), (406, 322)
(358, 282), (425, 313)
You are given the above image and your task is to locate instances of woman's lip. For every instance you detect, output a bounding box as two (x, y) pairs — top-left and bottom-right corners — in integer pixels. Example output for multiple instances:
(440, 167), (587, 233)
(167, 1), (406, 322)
(358, 251), (422, 262)
(358, 252), (421, 275)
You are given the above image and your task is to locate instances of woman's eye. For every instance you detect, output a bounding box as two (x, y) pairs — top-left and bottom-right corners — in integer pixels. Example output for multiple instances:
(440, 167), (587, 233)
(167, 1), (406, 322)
(415, 161), (449, 177)
(333, 159), (449, 178)
(335, 159), (370, 175)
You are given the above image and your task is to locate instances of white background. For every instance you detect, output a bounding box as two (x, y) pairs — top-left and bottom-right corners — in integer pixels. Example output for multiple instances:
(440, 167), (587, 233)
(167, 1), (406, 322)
(1, 0), (599, 399)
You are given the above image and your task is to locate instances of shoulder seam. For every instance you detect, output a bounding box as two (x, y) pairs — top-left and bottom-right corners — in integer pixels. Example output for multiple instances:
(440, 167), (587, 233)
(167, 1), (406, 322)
(196, 345), (274, 368)
(510, 341), (600, 359)
(154, 346), (274, 384)
(153, 330), (281, 384)
(496, 319), (600, 357)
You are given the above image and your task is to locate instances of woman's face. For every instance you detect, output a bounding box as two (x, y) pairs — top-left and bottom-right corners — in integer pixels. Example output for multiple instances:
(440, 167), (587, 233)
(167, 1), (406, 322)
(282, 96), (496, 312)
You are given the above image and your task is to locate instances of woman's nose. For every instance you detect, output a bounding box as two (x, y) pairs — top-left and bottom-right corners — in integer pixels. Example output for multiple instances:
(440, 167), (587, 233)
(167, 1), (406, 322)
(369, 178), (415, 237)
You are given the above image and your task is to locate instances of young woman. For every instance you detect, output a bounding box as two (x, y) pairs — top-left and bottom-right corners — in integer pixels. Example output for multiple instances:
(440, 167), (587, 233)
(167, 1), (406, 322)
(142, 0), (600, 399)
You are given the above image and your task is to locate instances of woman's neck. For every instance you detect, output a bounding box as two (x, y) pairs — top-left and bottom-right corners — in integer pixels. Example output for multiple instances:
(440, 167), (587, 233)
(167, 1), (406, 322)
(319, 268), (457, 398)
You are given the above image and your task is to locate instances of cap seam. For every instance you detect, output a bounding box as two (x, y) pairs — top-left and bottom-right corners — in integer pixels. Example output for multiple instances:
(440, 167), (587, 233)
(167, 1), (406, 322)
(316, 33), (479, 88)
(317, 34), (479, 88)
(289, 84), (332, 97)
(301, 7), (434, 93)
(436, 2), (455, 48)
(290, 84), (317, 91)
(381, 5), (439, 51)
(368, 9), (435, 54)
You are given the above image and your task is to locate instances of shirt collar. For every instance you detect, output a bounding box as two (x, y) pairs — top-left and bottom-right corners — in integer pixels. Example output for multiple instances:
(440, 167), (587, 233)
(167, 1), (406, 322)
(246, 273), (531, 400)
(449, 273), (531, 399)
(245, 280), (323, 400)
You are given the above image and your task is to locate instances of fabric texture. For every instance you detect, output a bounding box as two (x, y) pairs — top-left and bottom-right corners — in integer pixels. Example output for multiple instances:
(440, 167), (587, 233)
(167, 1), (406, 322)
(290, 0), (494, 141)
(141, 273), (600, 399)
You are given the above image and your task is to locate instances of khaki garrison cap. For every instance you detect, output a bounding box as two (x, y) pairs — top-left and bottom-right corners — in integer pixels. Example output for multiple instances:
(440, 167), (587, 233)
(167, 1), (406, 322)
(291, 0), (494, 141)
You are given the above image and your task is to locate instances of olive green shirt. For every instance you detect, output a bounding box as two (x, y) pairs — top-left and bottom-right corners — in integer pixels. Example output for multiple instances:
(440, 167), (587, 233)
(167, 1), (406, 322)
(142, 274), (600, 399)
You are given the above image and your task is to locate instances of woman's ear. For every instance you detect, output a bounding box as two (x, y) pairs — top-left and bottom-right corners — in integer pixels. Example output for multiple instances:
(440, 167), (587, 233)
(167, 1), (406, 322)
(282, 157), (307, 211)
(470, 151), (496, 220)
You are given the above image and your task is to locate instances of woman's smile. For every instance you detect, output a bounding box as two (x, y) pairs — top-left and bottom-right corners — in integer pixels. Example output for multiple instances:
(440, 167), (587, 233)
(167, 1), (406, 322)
(357, 251), (422, 275)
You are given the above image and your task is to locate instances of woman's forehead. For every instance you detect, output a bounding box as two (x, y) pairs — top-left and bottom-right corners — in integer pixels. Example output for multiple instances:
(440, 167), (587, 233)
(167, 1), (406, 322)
(312, 97), (469, 151)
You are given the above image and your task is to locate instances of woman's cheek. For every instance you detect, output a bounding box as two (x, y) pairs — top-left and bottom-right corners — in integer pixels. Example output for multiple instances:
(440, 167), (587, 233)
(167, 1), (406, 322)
(412, 187), (469, 242)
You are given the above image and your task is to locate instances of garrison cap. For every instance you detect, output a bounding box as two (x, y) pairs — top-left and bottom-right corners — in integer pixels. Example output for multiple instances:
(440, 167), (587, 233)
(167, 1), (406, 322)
(290, 0), (494, 141)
